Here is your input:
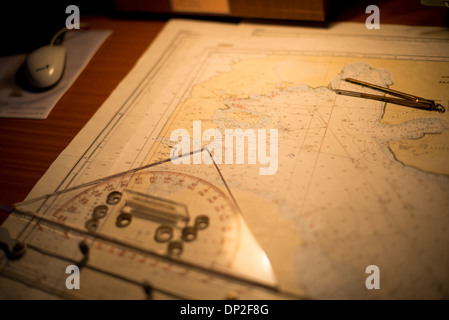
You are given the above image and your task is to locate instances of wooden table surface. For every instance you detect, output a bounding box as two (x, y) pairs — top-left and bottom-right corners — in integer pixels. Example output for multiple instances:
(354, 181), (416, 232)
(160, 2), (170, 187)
(0, 4), (447, 223)
(0, 16), (166, 222)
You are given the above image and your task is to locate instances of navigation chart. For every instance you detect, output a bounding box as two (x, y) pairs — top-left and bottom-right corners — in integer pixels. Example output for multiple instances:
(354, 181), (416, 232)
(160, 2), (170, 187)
(1, 20), (449, 300)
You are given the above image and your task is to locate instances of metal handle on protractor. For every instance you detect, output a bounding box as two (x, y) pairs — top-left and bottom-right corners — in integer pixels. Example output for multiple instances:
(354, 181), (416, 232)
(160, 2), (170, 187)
(336, 78), (446, 113)
(0, 226), (26, 260)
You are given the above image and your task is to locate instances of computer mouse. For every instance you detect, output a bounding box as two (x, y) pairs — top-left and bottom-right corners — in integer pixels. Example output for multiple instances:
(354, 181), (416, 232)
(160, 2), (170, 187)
(24, 45), (66, 90)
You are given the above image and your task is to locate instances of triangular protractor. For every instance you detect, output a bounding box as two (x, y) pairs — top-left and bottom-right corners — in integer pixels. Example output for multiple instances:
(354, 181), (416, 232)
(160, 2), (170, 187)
(6, 150), (283, 299)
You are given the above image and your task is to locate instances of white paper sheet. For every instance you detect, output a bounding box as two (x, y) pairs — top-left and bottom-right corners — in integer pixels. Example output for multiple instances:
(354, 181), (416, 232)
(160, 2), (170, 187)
(0, 29), (111, 119)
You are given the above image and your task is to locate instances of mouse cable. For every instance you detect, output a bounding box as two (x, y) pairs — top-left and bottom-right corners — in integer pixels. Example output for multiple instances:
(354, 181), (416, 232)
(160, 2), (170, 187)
(49, 22), (91, 46)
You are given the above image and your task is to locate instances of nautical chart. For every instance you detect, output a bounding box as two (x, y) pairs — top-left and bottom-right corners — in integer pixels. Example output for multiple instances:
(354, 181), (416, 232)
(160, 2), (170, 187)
(1, 20), (449, 300)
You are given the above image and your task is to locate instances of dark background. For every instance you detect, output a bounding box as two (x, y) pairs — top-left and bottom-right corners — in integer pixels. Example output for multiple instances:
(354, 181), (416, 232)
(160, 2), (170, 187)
(0, 0), (447, 55)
